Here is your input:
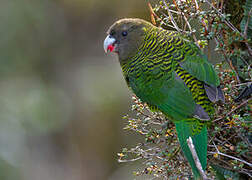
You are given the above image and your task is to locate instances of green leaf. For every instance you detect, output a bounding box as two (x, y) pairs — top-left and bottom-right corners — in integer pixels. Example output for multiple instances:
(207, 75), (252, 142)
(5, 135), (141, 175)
(211, 164), (241, 180)
(240, 0), (252, 39)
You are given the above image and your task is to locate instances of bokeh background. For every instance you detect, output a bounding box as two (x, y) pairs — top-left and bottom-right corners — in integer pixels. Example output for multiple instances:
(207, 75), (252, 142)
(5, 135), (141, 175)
(0, 0), (153, 179)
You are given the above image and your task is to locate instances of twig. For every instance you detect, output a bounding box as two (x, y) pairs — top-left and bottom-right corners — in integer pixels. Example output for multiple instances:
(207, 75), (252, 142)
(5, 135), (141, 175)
(118, 156), (142, 163)
(160, 12), (186, 31)
(213, 97), (252, 122)
(162, 0), (180, 32)
(193, 0), (199, 10)
(214, 36), (241, 83)
(148, 2), (157, 26)
(240, 170), (252, 178)
(210, 141), (252, 167)
(220, 0), (224, 13)
(173, 0), (200, 48)
(244, 8), (252, 57)
(206, 0), (252, 57)
(234, 82), (252, 87)
(208, 151), (252, 167)
(205, 0), (240, 33)
(182, 13), (200, 48)
(187, 137), (209, 180)
(162, 0), (199, 47)
(166, 8), (180, 14)
(243, 8), (252, 39)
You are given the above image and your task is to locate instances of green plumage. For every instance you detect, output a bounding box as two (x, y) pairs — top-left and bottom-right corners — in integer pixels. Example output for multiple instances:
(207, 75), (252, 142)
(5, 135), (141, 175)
(105, 18), (224, 179)
(121, 25), (217, 119)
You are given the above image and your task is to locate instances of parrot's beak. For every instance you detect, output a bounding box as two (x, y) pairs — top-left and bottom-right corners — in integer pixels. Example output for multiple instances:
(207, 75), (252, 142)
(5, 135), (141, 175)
(104, 35), (116, 53)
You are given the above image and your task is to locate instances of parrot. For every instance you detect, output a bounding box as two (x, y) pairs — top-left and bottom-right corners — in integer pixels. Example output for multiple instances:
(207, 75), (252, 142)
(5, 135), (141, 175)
(103, 18), (224, 179)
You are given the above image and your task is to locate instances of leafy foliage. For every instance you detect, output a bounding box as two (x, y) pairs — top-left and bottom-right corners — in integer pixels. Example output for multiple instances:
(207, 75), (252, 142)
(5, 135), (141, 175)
(119, 96), (192, 179)
(240, 0), (252, 39)
(211, 164), (241, 180)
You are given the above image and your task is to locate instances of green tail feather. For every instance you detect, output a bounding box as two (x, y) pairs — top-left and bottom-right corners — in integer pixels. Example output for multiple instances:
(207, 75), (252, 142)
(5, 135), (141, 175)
(175, 121), (207, 180)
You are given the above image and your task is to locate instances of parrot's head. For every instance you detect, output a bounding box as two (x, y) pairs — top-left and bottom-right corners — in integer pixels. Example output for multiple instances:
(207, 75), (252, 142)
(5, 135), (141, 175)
(104, 18), (153, 61)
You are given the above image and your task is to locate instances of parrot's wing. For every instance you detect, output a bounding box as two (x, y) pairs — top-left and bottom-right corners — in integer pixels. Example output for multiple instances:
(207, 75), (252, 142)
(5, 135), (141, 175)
(157, 72), (197, 120)
(180, 54), (224, 102)
(130, 70), (197, 120)
(180, 54), (219, 86)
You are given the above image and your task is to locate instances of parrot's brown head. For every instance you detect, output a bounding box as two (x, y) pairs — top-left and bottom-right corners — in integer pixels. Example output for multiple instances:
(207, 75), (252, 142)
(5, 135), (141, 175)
(104, 18), (153, 62)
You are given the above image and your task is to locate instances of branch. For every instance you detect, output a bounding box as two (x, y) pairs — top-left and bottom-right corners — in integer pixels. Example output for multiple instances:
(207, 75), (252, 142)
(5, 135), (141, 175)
(205, 0), (252, 57)
(214, 97), (252, 122)
(173, 0), (200, 48)
(187, 137), (209, 180)
(118, 156), (142, 163)
(209, 151), (252, 167)
(243, 8), (252, 39)
(212, 141), (252, 167)
(214, 36), (241, 83)
(182, 13), (200, 48)
(244, 8), (252, 57)
(234, 82), (252, 87)
(209, 141), (252, 167)
(205, 0), (240, 33)
(193, 0), (199, 10)
(162, 0), (180, 32)
(148, 2), (157, 26)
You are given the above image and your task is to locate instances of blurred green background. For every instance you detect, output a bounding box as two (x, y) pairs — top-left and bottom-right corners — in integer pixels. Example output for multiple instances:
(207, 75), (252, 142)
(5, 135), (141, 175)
(0, 0), (151, 179)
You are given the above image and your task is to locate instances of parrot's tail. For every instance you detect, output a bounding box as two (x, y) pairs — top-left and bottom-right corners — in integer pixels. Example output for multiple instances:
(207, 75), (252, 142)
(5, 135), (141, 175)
(175, 120), (207, 180)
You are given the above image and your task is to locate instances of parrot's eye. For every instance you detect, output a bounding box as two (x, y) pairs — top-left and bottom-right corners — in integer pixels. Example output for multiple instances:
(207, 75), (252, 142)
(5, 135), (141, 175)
(122, 31), (128, 37)
(110, 30), (116, 36)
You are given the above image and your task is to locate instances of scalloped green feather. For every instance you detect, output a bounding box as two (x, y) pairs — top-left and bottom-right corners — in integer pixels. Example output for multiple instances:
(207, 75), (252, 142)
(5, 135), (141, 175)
(180, 54), (220, 87)
(130, 71), (196, 120)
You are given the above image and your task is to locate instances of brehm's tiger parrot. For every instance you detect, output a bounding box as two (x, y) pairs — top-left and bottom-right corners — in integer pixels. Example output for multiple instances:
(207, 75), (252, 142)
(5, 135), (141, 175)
(103, 18), (224, 179)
